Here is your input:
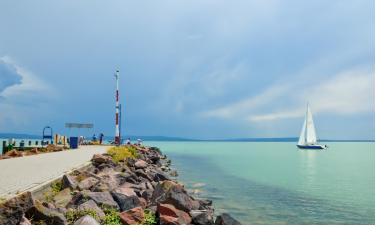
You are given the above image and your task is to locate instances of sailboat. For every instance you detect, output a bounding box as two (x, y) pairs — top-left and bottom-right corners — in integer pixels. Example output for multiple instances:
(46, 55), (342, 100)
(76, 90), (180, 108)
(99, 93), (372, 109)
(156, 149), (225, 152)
(297, 104), (327, 150)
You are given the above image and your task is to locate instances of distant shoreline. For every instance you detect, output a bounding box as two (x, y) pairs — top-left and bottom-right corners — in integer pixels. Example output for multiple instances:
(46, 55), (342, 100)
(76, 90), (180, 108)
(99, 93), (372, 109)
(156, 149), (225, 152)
(1, 133), (375, 142)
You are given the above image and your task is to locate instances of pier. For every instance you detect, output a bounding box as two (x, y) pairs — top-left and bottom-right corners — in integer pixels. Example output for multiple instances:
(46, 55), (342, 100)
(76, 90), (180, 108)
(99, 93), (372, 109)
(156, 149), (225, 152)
(0, 145), (108, 199)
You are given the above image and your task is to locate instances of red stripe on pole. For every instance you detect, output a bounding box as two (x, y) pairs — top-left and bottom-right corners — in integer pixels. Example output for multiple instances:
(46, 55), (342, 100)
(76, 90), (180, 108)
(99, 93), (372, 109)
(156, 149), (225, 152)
(116, 113), (119, 124)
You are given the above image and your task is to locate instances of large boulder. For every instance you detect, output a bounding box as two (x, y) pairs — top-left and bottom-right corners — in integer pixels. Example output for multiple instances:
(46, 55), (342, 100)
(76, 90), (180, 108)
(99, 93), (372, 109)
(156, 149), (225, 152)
(190, 210), (214, 225)
(112, 187), (137, 197)
(214, 213), (242, 225)
(111, 193), (142, 212)
(85, 191), (119, 209)
(134, 160), (148, 169)
(92, 172), (119, 192)
(157, 203), (191, 225)
(91, 154), (112, 165)
(78, 177), (99, 190)
(26, 200), (67, 225)
(0, 192), (34, 225)
(73, 215), (100, 225)
(53, 188), (73, 208)
(77, 200), (105, 221)
(152, 181), (200, 213)
(19, 216), (32, 225)
(62, 174), (78, 190)
(119, 207), (144, 225)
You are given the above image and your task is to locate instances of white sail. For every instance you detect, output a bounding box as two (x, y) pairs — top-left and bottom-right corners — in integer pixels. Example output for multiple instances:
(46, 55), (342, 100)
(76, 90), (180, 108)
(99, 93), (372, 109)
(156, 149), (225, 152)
(305, 105), (317, 144)
(298, 118), (306, 145)
(298, 104), (318, 146)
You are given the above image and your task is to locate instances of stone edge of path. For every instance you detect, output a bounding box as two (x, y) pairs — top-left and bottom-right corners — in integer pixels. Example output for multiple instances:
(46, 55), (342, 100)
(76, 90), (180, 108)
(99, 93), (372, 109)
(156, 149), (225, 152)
(0, 162), (90, 201)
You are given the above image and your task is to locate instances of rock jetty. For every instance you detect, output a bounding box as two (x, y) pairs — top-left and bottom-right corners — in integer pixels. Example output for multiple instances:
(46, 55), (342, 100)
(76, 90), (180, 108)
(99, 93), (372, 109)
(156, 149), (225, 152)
(0, 145), (242, 225)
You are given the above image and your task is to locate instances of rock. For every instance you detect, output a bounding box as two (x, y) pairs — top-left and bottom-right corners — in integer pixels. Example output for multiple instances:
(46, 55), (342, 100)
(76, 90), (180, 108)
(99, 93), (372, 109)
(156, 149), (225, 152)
(198, 199), (213, 210)
(78, 177), (99, 190)
(29, 148), (39, 155)
(152, 181), (200, 213)
(85, 191), (119, 209)
(125, 158), (136, 167)
(91, 154), (112, 166)
(157, 203), (191, 225)
(62, 174), (78, 189)
(26, 200), (67, 225)
(190, 210), (214, 225)
(19, 216), (32, 225)
(140, 190), (153, 201)
(139, 197), (147, 209)
(215, 213), (242, 225)
(5, 150), (22, 157)
(74, 215), (100, 225)
(0, 192), (34, 225)
(111, 193), (141, 212)
(152, 171), (170, 182)
(169, 170), (178, 177)
(53, 188), (73, 208)
(134, 160), (148, 169)
(119, 207), (144, 225)
(77, 200), (105, 220)
(92, 175), (119, 192)
(151, 180), (178, 202)
(135, 169), (153, 182)
(112, 187), (137, 197)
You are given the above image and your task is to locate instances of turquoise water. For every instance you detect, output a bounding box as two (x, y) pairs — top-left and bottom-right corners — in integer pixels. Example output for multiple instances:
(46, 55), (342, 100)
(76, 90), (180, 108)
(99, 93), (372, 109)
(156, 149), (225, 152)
(147, 142), (375, 225)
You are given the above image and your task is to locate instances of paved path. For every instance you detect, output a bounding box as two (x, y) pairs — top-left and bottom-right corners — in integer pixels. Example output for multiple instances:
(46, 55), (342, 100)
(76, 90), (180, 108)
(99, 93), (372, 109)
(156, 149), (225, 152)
(0, 146), (109, 199)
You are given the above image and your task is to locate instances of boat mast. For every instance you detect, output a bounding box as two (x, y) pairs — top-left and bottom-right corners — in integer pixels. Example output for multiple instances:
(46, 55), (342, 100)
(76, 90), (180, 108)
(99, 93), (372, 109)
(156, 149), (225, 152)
(305, 103), (309, 144)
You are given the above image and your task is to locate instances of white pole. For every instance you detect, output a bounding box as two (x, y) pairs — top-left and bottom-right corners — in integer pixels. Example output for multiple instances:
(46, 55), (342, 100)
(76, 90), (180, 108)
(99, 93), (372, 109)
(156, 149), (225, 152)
(115, 70), (120, 145)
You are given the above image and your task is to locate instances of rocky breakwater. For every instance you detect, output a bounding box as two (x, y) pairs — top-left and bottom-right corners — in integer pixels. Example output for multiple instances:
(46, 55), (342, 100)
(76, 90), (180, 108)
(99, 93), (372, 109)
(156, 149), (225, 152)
(0, 145), (242, 225)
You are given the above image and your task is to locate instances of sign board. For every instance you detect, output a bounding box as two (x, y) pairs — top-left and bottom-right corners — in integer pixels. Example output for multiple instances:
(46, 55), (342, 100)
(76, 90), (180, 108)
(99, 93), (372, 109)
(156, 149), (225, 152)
(65, 123), (94, 129)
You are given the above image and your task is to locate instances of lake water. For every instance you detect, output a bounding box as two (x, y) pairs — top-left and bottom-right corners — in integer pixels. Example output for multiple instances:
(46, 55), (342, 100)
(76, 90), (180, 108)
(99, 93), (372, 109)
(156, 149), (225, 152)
(147, 142), (375, 225)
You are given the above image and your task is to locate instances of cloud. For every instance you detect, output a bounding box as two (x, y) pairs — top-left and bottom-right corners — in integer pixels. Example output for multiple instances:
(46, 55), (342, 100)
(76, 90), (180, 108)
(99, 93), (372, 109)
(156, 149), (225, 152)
(203, 67), (375, 123)
(0, 58), (22, 95)
(0, 56), (55, 128)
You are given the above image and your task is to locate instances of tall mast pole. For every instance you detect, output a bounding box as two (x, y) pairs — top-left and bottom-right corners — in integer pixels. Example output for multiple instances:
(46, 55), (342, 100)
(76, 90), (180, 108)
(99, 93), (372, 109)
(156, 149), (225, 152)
(114, 70), (120, 145)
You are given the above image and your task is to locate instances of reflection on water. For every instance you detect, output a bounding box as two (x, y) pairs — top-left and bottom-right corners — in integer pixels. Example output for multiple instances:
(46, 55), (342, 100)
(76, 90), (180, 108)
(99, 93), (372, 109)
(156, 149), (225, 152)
(150, 142), (375, 225)
(300, 150), (317, 192)
(172, 153), (373, 225)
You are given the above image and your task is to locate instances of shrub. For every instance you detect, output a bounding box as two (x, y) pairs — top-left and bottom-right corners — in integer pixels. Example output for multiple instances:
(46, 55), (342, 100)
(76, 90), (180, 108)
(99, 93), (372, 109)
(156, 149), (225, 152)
(141, 210), (157, 225)
(102, 208), (122, 225)
(65, 209), (99, 224)
(107, 146), (138, 163)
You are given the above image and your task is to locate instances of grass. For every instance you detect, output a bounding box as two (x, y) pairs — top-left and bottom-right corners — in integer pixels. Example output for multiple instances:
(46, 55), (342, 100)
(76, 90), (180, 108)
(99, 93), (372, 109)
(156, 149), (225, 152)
(107, 145), (138, 163)
(141, 210), (157, 225)
(44, 180), (63, 202)
(102, 208), (122, 225)
(66, 209), (99, 225)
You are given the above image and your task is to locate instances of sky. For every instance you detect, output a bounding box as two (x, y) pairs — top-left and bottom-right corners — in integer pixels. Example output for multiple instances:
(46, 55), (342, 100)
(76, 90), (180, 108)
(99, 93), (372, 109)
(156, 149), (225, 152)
(1, 0), (375, 139)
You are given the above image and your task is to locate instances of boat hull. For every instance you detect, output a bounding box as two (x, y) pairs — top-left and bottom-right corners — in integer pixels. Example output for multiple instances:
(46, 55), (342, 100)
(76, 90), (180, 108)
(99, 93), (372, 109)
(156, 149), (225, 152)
(297, 144), (327, 150)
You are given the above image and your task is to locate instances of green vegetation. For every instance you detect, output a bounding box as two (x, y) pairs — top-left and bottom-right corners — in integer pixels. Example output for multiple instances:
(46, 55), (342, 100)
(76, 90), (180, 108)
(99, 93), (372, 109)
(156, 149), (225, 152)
(102, 208), (122, 225)
(51, 180), (63, 194)
(65, 209), (99, 224)
(43, 180), (63, 202)
(107, 146), (138, 163)
(141, 210), (157, 225)
(32, 221), (47, 225)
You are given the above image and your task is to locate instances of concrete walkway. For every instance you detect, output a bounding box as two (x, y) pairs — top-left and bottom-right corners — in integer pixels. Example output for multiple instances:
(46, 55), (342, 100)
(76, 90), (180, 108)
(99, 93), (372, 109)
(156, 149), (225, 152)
(0, 145), (109, 199)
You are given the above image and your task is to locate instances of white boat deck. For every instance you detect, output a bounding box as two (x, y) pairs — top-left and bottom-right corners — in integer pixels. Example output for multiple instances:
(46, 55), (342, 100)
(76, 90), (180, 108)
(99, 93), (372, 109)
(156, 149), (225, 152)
(0, 145), (109, 199)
